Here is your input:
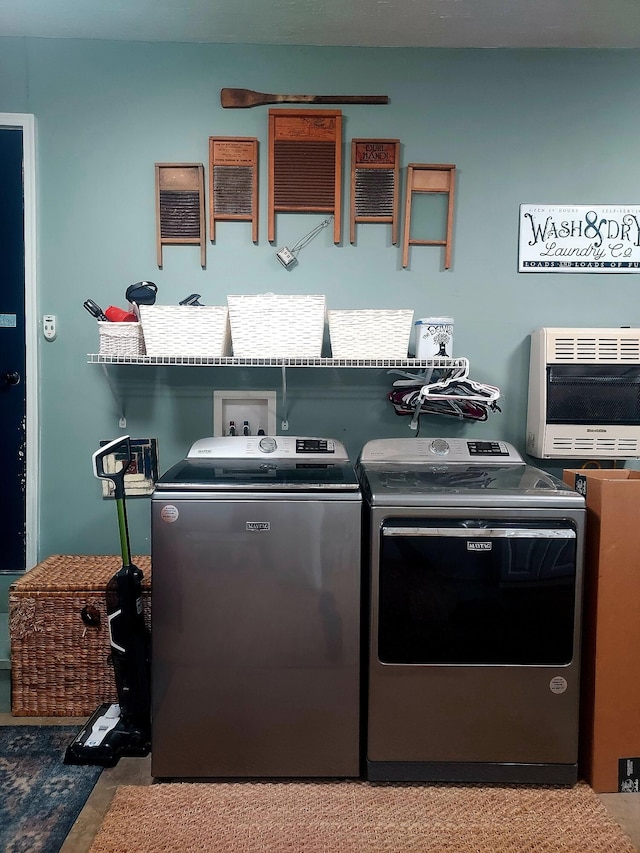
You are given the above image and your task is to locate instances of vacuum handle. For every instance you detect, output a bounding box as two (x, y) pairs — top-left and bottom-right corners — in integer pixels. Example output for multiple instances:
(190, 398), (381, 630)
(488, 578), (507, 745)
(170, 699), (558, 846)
(92, 435), (132, 501)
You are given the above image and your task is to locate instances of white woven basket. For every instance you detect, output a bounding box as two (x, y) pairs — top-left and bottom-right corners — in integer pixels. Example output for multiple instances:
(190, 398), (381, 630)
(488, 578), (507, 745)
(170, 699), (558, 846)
(328, 309), (414, 359)
(227, 294), (326, 358)
(98, 321), (146, 357)
(138, 305), (231, 357)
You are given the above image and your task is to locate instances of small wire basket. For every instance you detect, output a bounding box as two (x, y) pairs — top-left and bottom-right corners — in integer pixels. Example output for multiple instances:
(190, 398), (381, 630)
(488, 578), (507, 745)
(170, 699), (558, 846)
(98, 321), (146, 357)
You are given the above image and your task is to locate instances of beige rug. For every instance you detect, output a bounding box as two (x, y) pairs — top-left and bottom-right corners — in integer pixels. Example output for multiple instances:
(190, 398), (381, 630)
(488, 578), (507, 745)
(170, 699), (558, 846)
(89, 779), (635, 852)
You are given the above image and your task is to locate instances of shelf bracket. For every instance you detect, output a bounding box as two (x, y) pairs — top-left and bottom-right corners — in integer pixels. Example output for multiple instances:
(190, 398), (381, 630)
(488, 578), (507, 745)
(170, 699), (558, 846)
(100, 363), (127, 428)
(281, 366), (289, 431)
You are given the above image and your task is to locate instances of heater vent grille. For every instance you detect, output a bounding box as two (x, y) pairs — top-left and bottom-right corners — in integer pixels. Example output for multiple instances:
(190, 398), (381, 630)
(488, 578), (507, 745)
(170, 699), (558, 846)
(551, 436), (640, 455)
(552, 334), (640, 362)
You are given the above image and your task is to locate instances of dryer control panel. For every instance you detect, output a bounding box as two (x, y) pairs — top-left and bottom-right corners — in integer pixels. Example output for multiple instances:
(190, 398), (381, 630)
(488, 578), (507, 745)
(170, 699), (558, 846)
(359, 438), (523, 464)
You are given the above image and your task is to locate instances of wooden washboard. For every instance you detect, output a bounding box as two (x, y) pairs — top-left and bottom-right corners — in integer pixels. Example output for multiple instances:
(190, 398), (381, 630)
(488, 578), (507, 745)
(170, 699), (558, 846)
(268, 109), (342, 244)
(155, 163), (206, 268)
(402, 163), (456, 269)
(350, 139), (400, 244)
(209, 137), (258, 243)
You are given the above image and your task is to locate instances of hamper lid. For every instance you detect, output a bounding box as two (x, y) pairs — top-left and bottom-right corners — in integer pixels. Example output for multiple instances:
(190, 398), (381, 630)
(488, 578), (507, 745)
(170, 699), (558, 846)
(9, 555), (151, 592)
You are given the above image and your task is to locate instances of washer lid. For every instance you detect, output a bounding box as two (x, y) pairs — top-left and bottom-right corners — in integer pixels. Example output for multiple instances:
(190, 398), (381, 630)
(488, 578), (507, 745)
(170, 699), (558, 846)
(155, 459), (359, 491)
(156, 435), (358, 491)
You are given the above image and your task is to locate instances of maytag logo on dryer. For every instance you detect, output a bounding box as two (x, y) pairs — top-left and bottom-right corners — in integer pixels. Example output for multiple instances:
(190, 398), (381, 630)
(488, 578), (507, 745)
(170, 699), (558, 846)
(467, 541), (492, 551)
(246, 521), (270, 531)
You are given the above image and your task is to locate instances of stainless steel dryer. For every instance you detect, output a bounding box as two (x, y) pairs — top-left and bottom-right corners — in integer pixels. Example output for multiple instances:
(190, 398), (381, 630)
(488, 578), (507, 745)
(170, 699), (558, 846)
(357, 437), (585, 785)
(151, 436), (361, 779)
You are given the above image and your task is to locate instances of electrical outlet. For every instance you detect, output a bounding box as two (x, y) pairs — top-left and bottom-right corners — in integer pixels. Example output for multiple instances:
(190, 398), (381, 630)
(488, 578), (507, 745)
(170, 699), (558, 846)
(43, 314), (57, 341)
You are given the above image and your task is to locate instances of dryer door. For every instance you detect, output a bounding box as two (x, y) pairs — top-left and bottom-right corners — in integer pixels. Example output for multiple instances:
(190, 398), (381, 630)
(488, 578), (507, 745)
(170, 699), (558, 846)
(378, 518), (578, 666)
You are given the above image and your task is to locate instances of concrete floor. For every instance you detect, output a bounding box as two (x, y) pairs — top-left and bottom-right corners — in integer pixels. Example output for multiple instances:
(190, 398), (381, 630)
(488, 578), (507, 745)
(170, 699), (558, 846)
(2, 714), (640, 852)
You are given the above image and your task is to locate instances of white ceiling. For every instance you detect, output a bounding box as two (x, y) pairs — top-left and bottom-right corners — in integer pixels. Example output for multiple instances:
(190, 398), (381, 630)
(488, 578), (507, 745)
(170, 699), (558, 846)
(2, 0), (640, 48)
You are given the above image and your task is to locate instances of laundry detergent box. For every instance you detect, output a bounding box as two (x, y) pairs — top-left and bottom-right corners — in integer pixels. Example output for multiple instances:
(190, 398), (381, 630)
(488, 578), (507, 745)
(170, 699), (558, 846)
(563, 469), (640, 793)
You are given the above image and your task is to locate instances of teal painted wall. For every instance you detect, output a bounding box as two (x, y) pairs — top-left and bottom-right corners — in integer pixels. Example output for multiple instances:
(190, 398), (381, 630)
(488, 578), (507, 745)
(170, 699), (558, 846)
(1, 39), (640, 558)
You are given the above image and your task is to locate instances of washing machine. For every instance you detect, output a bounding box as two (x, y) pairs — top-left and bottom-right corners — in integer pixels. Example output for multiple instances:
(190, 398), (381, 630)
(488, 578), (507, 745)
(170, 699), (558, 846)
(357, 437), (585, 784)
(151, 435), (362, 779)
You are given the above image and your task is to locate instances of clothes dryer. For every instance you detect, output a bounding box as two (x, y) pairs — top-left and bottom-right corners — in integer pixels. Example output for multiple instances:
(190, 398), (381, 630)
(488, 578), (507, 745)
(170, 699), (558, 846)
(357, 437), (585, 784)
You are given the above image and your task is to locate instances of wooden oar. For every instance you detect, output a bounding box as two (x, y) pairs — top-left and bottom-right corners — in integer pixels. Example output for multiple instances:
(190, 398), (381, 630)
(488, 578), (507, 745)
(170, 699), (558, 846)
(220, 88), (389, 109)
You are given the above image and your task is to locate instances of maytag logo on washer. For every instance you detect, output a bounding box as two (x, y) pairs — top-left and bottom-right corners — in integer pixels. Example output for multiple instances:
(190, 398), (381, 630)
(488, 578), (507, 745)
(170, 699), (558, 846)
(467, 541), (492, 551)
(246, 521), (270, 531)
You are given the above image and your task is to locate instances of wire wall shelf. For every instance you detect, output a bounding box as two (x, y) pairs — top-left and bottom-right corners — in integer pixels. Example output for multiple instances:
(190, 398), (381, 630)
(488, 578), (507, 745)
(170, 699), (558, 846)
(88, 354), (468, 369)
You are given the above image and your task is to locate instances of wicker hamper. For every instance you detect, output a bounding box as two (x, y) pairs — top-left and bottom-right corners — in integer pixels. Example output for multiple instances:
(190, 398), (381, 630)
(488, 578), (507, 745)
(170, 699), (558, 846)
(138, 304), (231, 357)
(227, 293), (326, 358)
(328, 309), (414, 359)
(9, 555), (151, 717)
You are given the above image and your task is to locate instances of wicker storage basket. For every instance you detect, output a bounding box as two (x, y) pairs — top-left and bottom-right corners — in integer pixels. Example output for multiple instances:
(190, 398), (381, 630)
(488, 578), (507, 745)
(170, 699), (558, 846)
(328, 309), (414, 359)
(138, 304), (231, 358)
(227, 293), (326, 358)
(98, 321), (146, 357)
(9, 555), (151, 717)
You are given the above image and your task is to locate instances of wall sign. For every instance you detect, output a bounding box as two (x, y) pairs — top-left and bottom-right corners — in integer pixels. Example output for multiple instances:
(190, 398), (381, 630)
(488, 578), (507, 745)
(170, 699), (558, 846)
(519, 204), (640, 272)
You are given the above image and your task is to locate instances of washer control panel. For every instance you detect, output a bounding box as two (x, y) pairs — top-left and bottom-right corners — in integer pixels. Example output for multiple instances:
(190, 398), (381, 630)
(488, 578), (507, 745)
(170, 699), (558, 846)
(359, 438), (523, 464)
(466, 440), (512, 456)
(295, 438), (336, 454)
(257, 437), (336, 454)
(188, 435), (345, 460)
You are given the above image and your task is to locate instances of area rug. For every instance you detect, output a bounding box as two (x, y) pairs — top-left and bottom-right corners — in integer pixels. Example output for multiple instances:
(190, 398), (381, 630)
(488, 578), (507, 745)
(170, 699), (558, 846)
(0, 725), (102, 853)
(89, 778), (635, 852)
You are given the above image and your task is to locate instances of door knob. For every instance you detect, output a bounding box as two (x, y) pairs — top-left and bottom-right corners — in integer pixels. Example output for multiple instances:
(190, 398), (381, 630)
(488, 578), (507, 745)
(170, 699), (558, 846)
(2, 371), (20, 386)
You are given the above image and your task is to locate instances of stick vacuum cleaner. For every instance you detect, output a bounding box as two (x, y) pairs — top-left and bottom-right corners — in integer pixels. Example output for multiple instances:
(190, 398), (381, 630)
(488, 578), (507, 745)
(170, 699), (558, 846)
(65, 436), (151, 766)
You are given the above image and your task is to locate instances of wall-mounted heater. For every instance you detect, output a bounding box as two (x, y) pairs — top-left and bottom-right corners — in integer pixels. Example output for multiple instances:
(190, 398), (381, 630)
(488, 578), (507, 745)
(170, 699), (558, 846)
(526, 327), (640, 459)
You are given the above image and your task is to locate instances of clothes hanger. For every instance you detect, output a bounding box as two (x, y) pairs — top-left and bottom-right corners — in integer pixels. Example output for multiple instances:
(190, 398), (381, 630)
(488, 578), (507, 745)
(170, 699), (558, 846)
(387, 357), (470, 386)
(418, 374), (500, 403)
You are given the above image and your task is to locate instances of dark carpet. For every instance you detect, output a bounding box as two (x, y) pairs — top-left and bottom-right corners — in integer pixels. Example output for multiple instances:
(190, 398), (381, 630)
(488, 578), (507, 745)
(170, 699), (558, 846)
(0, 725), (102, 853)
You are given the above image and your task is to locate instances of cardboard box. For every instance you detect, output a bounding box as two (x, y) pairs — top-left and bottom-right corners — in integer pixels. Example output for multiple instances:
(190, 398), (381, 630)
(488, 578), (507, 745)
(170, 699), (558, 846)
(563, 469), (640, 792)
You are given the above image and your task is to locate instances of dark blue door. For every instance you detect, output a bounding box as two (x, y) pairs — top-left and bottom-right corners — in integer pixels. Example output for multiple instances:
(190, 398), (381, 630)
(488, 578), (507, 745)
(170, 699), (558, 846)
(0, 127), (27, 571)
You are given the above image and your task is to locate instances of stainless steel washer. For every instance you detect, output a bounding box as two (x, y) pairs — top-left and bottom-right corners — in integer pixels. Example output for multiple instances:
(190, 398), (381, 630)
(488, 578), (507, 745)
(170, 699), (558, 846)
(357, 437), (585, 785)
(151, 436), (362, 779)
